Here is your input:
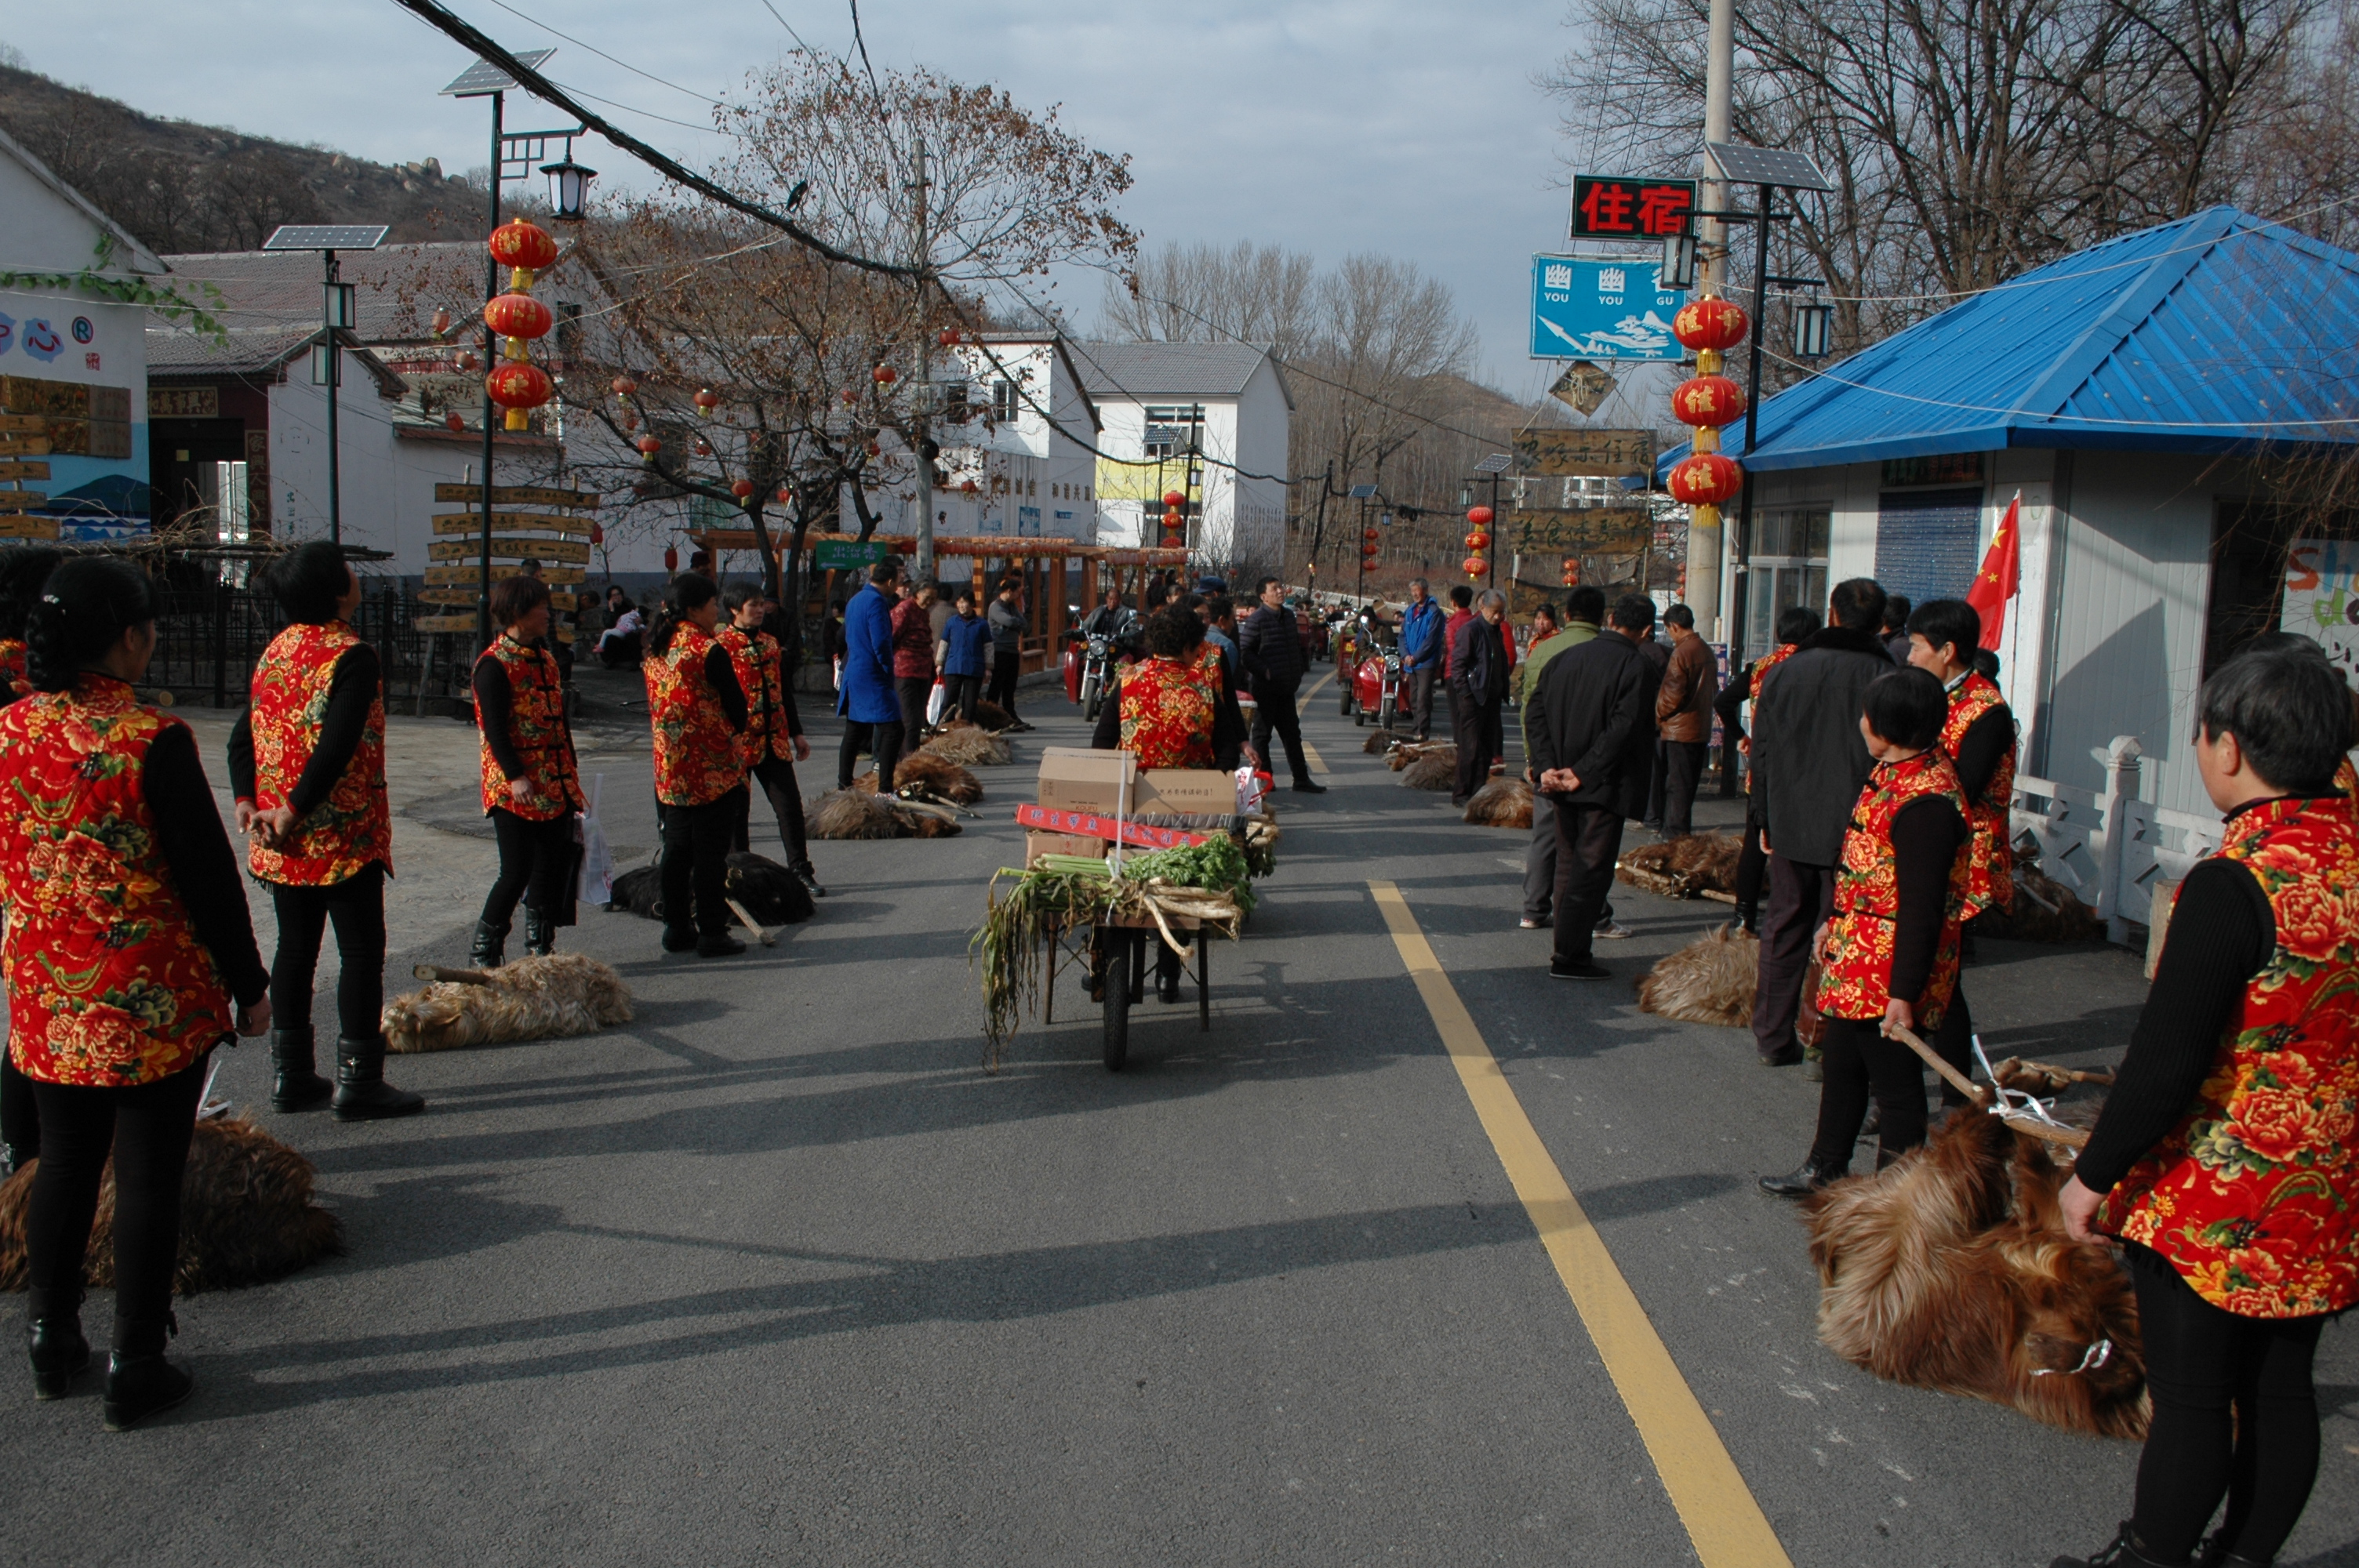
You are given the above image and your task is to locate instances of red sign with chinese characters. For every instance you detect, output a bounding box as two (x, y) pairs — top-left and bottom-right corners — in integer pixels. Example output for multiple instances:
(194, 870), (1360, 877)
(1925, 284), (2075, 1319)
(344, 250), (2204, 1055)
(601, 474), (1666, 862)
(1571, 175), (1696, 239)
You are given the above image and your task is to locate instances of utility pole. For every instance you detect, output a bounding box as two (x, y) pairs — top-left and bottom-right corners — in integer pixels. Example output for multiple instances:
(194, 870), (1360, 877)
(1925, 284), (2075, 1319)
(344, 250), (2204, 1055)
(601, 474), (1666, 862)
(909, 134), (936, 588)
(1689, 0), (1735, 644)
(477, 87), (503, 647)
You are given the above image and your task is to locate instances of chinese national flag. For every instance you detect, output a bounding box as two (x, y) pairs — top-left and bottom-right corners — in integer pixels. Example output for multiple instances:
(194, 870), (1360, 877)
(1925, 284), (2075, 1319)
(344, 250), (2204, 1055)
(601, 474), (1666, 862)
(1965, 493), (2020, 649)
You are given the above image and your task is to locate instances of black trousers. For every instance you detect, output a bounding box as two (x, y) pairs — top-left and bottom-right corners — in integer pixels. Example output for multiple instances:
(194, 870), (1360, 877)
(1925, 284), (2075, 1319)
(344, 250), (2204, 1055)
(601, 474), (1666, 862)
(838, 719), (906, 792)
(25, 1057), (208, 1353)
(943, 673), (983, 724)
(269, 864), (387, 1040)
(1754, 856), (1837, 1058)
(1807, 1016), (1930, 1171)
(1550, 800), (1626, 966)
(1406, 665), (1437, 737)
(1250, 679), (1313, 785)
(1930, 983), (1976, 1107)
(1449, 688), (1499, 802)
(735, 753), (811, 870)
(1644, 741), (1669, 826)
(482, 808), (575, 930)
(2125, 1240), (2332, 1564)
(1, 1050), (37, 1169)
(1733, 817), (1767, 931)
(1659, 739), (1707, 837)
(896, 674), (932, 739)
(660, 786), (745, 939)
(986, 654), (1020, 717)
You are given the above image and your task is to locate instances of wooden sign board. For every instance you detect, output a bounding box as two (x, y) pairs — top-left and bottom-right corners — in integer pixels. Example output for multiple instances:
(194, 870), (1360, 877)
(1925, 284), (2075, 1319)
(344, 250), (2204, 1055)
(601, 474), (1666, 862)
(416, 587), (578, 610)
(0, 414), (44, 434)
(1513, 506), (1655, 554)
(422, 563), (584, 587)
(0, 490), (45, 510)
(434, 483), (600, 509)
(0, 515), (60, 540)
(0, 463), (50, 482)
(429, 511), (594, 539)
(0, 434), (52, 457)
(1514, 428), (1656, 477)
(413, 613), (573, 644)
(148, 387), (220, 420)
(427, 537), (591, 565)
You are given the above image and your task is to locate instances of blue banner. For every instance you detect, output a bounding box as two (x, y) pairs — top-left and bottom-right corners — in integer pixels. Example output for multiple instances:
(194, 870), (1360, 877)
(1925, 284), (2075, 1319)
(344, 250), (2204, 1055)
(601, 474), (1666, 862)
(1528, 256), (1685, 361)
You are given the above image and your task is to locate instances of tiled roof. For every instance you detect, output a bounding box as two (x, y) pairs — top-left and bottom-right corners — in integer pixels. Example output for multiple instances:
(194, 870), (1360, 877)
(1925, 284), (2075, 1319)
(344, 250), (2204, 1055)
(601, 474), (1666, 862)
(1069, 340), (1289, 405)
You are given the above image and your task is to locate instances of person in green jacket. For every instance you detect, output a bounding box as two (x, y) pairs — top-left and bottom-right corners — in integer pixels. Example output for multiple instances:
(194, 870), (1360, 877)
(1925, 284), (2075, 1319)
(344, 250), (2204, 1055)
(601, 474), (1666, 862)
(1519, 587), (1613, 931)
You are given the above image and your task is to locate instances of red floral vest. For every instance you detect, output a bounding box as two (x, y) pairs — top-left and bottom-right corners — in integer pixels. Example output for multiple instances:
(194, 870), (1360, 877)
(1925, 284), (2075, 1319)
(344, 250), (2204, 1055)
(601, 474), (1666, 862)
(1816, 748), (1971, 1025)
(717, 624), (790, 768)
(247, 620), (391, 886)
(1744, 642), (1799, 796)
(2101, 797), (2359, 1317)
(1940, 671), (2016, 916)
(646, 622), (744, 807)
(0, 638), (27, 700)
(474, 634), (583, 820)
(2336, 757), (2357, 827)
(0, 676), (235, 1086)
(1119, 655), (1218, 770)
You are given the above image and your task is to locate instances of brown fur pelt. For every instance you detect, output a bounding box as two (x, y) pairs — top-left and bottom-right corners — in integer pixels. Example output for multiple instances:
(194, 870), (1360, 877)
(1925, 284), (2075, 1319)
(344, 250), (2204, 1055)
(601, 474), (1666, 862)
(1635, 925), (1758, 1026)
(805, 788), (961, 840)
(609, 853), (814, 927)
(1400, 747), (1459, 790)
(1362, 728), (1416, 755)
(975, 699), (1016, 732)
(1803, 1111), (2148, 1438)
(1386, 739), (1452, 772)
(1617, 833), (1743, 898)
(1463, 776), (1533, 828)
(920, 723), (1014, 768)
(1982, 865), (2108, 944)
(0, 1116), (341, 1294)
(852, 751), (983, 804)
(383, 953), (634, 1053)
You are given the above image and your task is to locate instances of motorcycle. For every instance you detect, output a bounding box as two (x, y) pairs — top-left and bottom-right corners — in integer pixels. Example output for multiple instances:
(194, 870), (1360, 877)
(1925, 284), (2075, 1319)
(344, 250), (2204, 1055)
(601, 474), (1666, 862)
(1349, 649), (1404, 728)
(1076, 632), (1117, 722)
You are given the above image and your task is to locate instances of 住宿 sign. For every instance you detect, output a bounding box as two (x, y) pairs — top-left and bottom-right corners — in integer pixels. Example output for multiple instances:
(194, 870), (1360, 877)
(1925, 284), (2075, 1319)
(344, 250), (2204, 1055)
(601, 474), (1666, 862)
(1529, 256), (1684, 361)
(1570, 175), (1696, 240)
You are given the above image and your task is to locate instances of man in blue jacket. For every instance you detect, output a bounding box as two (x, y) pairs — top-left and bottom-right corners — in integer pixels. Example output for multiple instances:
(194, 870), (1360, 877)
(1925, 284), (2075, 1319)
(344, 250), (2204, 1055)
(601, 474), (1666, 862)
(1396, 578), (1443, 740)
(936, 588), (994, 725)
(837, 556), (906, 792)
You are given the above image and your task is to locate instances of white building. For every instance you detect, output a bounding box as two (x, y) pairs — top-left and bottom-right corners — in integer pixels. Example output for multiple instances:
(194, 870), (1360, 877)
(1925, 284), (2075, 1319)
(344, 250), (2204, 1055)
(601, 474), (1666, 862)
(1069, 341), (1292, 569)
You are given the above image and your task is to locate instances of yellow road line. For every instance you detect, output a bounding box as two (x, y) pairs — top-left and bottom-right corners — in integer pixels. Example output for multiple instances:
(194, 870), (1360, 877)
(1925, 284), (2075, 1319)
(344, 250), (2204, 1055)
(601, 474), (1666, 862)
(1369, 880), (1792, 1568)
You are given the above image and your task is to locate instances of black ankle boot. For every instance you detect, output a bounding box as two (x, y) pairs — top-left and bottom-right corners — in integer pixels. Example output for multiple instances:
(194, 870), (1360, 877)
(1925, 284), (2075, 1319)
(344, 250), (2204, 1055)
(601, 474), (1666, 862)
(102, 1352), (194, 1431)
(794, 862), (827, 898)
(1759, 1156), (1848, 1198)
(2196, 1535), (2272, 1568)
(2051, 1523), (2178, 1567)
(469, 919), (508, 968)
(333, 1035), (425, 1121)
(27, 1303), (89, 1400)
(522, 908), (554, 957)
(268, 1028), (333, 1112)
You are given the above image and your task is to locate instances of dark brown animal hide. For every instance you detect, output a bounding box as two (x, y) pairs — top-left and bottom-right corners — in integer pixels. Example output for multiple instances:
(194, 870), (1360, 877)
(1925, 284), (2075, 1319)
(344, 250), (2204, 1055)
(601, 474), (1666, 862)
(1400, 749), (1458, 790)
(1980, 865), (2107, 943)
(1463, 776), (1533, 828)
(609, 853), (815, 924)
(853, 751), (983, 804)
(1617, 833), (1742, 897)
(1361, 728), (1415, 755)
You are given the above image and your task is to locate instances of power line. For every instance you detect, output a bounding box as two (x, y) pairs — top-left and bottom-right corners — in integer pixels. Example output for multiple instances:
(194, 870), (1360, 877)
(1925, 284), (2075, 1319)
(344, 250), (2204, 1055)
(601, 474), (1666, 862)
(474, 0), (727, 107)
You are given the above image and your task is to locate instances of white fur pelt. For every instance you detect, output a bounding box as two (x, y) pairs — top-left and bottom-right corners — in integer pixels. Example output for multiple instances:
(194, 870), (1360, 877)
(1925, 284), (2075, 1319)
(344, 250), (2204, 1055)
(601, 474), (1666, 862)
(921, 724), (1015, 768)
(1635, 925), (1758, 1026)
(383, 953), (634, 1053)
(1463, 776), (1533, 828)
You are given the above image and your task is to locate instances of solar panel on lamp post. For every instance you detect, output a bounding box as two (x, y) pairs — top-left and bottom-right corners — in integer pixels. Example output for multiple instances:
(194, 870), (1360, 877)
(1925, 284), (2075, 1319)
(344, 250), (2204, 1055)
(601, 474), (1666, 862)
(265, 224), (387, 546)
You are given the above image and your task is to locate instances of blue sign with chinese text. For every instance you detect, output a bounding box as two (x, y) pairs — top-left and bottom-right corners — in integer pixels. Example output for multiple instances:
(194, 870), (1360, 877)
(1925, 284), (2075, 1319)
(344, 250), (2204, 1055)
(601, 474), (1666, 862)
(1529, 256), (1685, 361)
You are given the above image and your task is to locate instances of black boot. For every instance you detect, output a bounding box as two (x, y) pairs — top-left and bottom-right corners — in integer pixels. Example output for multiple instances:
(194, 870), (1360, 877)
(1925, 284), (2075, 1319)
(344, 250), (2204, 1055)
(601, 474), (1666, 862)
(2052, 1523), (2177, 1568)
(27, 1292), (89, 1401)
(1759, 1156), (1848, 1198)
(794, 862), (827, 898)
(268, 1028), (333, 1112)
(469, 918), (508, 968)
(522, 908), (554, 957)
(2196, 1536), (2272, 1568)
(101, 1353), (194, 1431)
(661, 924), (699, 953)
(333, 1035), (425, 1121)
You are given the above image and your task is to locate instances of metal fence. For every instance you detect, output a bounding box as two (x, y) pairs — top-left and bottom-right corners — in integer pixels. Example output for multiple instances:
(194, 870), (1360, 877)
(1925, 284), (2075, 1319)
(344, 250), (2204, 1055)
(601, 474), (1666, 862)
(147, 568), (459, 709)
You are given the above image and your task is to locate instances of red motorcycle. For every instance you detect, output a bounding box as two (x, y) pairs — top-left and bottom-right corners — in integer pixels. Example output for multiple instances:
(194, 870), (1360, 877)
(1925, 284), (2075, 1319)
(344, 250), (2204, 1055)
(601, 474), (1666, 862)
(1339, 622), (1404, 728)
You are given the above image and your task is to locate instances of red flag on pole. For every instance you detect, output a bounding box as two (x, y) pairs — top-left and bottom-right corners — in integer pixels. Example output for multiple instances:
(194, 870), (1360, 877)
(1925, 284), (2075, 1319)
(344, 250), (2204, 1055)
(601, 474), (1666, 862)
(1965, 493), (2021, 649)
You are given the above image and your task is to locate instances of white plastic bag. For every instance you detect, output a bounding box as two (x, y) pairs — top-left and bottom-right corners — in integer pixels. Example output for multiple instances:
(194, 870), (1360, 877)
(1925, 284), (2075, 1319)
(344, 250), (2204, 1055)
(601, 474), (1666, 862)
(925, 677), (947, 727)
(579, 772), (615, 906)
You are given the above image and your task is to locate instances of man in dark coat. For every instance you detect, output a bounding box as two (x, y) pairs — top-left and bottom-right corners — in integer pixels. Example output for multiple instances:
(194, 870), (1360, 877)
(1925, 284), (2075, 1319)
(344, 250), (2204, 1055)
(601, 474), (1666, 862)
(1747, 577), (1896, 1066)
(1238, 576), (1325, 793)
(1448, 590), (1511, 805)
(1528, 593), (1660, 979)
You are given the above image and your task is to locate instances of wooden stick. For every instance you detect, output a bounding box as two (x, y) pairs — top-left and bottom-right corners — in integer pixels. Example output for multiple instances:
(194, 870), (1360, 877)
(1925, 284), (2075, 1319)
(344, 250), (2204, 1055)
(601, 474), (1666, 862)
(1889, 1022), (2092, 1150)
(2010, 1057), (2117, 1087)
(726, 896), (777, 946)
(413, 964), (494, 985)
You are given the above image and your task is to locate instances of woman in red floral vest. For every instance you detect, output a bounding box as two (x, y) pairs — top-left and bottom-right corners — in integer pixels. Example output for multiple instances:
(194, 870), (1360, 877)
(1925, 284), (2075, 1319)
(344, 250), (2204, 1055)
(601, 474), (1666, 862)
(0, 546), (61, 1185)
(644, 572), (748, 956)
(718, 582), (821, 899)
(229, 541), (421, 1121)
(468, 573), (586, 967)
(1761, 668), (1969, 1196)
(2053, 637), (2359, 1568)
(0, 558), (271, 1429)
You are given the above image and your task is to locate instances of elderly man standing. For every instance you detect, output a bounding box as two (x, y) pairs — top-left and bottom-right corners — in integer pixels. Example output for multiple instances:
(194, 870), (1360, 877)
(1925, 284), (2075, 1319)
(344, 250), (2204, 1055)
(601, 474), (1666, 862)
(1448, 590), (1511, 806)
(1529, 593), (1660, 979)
(1653, 604), (1719, 838)
(1748, 578), (1896, 1068)
(1397, 578), (1445, 740)
(1519, 588), (1601, 928)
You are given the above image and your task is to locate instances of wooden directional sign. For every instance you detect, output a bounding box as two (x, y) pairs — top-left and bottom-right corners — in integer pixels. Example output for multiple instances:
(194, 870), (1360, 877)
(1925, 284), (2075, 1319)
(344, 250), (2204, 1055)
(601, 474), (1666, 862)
(427, 536), (591, 565)
(1514, 505), (1655, 554)
(0, 463), (51, 482)
(1514, 428), (1656, 477)
(434, 483), (599, 509)
(0, 433), (49, 457)
(417, 587), (578, 610)
(0, 489), (46, 510)
(414, 613), (574, 643)
(0, 515), (60, 540)
(0, 415), (43, 434)
(423, 563), (584, 587)
(430, 511), (594, 539)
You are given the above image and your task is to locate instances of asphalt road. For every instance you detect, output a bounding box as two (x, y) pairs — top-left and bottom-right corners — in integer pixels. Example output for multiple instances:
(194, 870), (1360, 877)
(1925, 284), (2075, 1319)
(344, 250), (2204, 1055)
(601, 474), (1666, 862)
(3, 666), (2352, 1568)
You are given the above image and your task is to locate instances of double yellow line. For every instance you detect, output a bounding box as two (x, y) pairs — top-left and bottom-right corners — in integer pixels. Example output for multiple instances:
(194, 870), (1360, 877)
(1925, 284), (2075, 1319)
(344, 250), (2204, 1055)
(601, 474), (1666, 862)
(1369, 881), (1791, 1568)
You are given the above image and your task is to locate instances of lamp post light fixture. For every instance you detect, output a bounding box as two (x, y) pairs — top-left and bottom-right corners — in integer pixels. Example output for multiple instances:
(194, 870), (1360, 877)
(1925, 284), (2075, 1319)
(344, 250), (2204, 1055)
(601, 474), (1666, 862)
(540, 148), (597, 222)
(1660, 229), (1700, 292)
(265, 223), (388, 545)
(1793, 297), (1834, 359)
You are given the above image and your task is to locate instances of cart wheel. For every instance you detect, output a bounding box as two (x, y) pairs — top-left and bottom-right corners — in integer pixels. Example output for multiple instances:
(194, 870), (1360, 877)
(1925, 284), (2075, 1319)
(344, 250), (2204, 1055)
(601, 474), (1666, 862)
(1103, 941), (1132, 1071)
(1339, 683), (1354, 717)
(1354, 709), (1366, 726)
(1081, 674), (1102, 722)
(1380, 695), (1396, 730)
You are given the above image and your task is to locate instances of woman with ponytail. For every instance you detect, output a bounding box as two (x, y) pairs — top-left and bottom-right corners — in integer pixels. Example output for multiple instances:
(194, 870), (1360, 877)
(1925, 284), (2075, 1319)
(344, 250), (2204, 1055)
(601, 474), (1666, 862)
(227, 540), (421, 1120)
(643, 572), (749, 956)
(0, 557), (271, 1429)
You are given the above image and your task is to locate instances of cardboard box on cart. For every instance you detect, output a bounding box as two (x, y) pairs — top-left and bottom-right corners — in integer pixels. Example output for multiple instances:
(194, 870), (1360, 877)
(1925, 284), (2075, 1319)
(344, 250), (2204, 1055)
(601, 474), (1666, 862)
(1034, 747), (1240, 818)
(1024, 831), (1107, 867)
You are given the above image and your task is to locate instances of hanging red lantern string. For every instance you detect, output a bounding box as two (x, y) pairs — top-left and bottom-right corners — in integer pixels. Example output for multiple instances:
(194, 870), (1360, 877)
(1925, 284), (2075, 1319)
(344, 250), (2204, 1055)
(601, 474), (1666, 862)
(693, 388), (720, 417)
(1667, 451), (1744, 507)
(692, 436), (713, 458)
(1463, 555), (1488, 579)
(1464, 529), (1492, 553)
(431, 307), (453, 339)
(443, 411), (464, 433)
(731, 479), (755, 504)
(1669, 374), (1747, 430)
(1467, 504), (1494, 528)
(637, 434), (662, 465)
(484, 362), (551, 431)
(488, 217), (558, 285)
(483, 218), (559, 431)
(611, 375), (638, 397)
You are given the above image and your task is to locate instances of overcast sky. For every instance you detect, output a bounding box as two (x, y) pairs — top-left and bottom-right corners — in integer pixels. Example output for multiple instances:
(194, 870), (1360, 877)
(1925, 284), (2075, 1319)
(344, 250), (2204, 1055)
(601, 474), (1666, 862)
(9, 0), (1601, 391)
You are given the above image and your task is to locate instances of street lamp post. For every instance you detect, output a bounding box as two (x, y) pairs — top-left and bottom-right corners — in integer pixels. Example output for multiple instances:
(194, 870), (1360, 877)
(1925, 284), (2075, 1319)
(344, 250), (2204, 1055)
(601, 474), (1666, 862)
(264, 224), (388, 545)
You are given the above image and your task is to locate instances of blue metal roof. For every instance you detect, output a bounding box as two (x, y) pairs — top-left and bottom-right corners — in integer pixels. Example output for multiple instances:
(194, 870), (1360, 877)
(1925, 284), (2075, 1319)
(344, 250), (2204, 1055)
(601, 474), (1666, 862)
(1663, 206), (2359, 474)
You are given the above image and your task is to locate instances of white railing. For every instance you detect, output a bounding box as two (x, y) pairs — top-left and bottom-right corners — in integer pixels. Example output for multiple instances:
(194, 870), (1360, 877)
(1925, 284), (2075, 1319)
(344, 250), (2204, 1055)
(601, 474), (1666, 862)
(2008, 735), (2221, 944)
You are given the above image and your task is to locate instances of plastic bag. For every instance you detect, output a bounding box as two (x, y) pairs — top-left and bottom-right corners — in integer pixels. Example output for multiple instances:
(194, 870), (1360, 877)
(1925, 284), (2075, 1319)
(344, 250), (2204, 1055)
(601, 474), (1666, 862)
(579, 772), (615, 907)
(925, 677), (947, 727)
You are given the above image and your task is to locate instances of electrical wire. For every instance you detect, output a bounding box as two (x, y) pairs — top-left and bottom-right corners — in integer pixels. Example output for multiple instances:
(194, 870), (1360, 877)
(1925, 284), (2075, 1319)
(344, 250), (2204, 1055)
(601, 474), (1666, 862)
(473, 0), (728, 107)
(544, 78), (726, 139)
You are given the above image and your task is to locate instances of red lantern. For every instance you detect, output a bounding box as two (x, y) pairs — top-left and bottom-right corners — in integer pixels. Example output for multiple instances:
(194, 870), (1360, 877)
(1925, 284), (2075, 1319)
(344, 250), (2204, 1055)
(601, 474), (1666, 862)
(483, 292), (553, 342)
(1463, 556), (1488, 577)
(1467, 504), (1494, 528)
(1465, 530), (1492, 552)
(1162, 490), (1186, 510)
(776, 486), (792, 505)
(664, 544), (678, 572)
(1673, 296), (1749, 353)
(637, 434), (662, 463)
(841, 389), (860, 405)
(693, 388), (720, 417)
(488, 217), (559, 274)
(612, 375), (638, 397)
(1363, 527), (1380, 541)
(938, 328), (961, 347)
(1561, 557), (1582, 587)
(866, 441), (881, 456)
(589, 523), (604, 546)
(961, 480), (980, 496)
(456, 351), (482, 372)
(1667, 451), (1745, 506)
(485, 361), (553, 430)
(1670, 374), (1747, 428)
(431, 307), (452, 339)
(623, 413), (638, 432)
(443, 411), (464, 433)
(731, 479), (755, 501)
(873, 365), (897, 384)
